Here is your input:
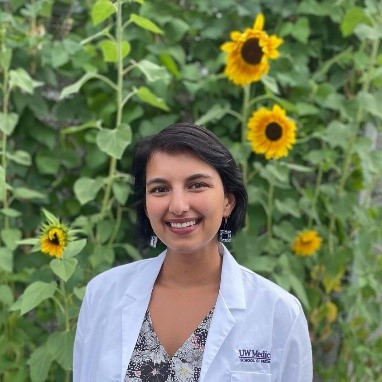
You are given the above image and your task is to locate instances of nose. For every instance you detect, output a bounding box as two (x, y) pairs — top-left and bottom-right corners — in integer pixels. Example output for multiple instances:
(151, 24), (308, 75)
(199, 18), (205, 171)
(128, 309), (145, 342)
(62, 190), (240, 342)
(168, 189), (189, 215)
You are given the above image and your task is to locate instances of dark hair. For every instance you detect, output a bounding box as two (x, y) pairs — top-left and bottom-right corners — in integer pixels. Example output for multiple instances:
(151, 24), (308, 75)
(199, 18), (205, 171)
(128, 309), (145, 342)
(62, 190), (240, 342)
(131, 122), (248, 244)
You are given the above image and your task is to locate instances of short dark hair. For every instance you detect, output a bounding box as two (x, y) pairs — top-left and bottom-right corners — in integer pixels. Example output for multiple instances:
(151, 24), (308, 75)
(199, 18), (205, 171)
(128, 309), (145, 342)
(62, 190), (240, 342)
(131, 122), (248, 244)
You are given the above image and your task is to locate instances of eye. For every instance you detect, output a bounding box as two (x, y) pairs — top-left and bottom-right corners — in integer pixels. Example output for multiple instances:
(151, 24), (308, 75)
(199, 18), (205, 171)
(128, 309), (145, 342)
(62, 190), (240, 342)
(148, 186), (168, 194)
(189, 182), (208, 190)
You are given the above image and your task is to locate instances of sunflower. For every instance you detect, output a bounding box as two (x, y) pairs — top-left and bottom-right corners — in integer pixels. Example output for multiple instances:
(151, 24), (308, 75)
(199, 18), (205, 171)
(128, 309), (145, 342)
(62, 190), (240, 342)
(292, 230), (322, 257)
(220, 13), (283, 86)
(247, 104), (296, 159)
(39, 209), (70, 259)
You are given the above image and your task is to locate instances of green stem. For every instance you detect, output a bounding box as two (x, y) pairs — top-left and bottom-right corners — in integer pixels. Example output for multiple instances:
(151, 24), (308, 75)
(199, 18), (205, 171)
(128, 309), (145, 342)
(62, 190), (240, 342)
(308, 162), (323, 228)
(59, 279), (70, 331)
(100, 0), (123, 221)
(240, 85), (251, 230)
(1, 62), (10, 230)
(267, 182), (274, 240)
(61, 279), (70, 382)
(328, 37), (380, 253)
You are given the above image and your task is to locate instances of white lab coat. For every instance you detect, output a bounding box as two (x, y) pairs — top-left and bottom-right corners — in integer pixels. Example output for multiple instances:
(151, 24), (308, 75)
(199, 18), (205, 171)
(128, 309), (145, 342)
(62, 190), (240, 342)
(73, 245), (312, 382)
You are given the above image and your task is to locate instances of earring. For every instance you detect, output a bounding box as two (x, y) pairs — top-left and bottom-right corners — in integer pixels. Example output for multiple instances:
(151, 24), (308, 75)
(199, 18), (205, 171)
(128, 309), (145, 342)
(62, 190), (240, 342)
(150, 235), (158, 248)
(219, 217), (232, 242)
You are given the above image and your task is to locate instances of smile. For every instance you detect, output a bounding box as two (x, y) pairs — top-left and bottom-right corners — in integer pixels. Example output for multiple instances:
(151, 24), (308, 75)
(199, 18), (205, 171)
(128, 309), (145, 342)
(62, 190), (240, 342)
(166, 218), (202, 229)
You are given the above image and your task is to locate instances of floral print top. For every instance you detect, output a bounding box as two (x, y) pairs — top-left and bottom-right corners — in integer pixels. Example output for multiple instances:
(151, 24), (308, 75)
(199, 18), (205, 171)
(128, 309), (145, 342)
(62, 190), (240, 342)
(125, 308), (214, 382)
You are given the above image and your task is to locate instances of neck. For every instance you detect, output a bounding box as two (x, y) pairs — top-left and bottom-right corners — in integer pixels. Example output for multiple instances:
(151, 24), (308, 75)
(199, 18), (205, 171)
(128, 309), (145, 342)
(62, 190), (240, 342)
(157, 246), (222, 288)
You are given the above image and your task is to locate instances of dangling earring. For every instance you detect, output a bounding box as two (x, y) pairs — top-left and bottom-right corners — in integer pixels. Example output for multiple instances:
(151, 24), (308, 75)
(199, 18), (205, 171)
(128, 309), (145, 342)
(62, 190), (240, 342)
(150, 235), (158, 248)
(219, 217), (232, 242)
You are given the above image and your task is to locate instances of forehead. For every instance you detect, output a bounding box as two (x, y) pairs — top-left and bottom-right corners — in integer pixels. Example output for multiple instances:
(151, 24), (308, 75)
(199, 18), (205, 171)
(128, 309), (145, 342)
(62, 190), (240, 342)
(146, 151), (220, 178)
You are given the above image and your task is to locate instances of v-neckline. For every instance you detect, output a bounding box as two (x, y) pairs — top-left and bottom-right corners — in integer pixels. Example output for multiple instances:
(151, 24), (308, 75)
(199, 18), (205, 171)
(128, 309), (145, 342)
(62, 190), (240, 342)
(146, 307), (215, 359)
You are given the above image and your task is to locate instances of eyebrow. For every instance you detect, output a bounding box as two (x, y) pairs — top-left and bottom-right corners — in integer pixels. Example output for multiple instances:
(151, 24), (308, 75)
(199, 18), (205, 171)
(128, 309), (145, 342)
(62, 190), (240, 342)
(146, 173), (213, 186)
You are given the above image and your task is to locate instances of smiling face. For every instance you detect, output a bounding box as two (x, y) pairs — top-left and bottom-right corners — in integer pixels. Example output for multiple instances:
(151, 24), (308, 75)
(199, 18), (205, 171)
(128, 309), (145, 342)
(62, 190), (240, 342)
(145, 151), (235, 257)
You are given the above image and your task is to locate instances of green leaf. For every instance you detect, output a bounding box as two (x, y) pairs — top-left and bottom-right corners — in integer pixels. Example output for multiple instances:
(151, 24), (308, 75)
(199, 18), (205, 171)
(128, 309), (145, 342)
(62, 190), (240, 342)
(0, 112), (19, 135)
(0, 284), (14, 305)
(89, 244), (115, 267)
(112, 180), (130, 204)
(7, 150), (32, 166)
(122, 243), (143, 261)
(46, 331), (75, 370)
(97, 220), (114, 243)
(1, 228), (22, 251)
(291, 17), (310, 44)
(289, 274), (310, 310)
(195, 104), (230, 126)
(130, 13), (164, 34)
(322, 121), (354, 149)
(9, 68), (43, 94)
(96, 123), (132, 159)
(63, 239), (87, 259)
(50, 258), (78, 282)
(51, 41), (69, 68)
(296, 102), (319, 116)
(13, 187), (46, 200)
(36, 152), (60, 174)
(160, 53), (180, 78)
(136, 86), (170, 111)
(260, 75), (280, 95)
(0, 48), (12, 71)
(136, 59), (170, 82)
(341, 7), (372, 37)
(275, 198), (301, 218)
(98, 39), (131, 62)
(74, 286), (86, 301)
(60, 72), (98, 99)
(0, 247), (13, 273)
(91, 0), (116, 26)
(27, 344), (54, 382)
(19, 281), (57, 315)
(1, 208), (22, 218)
(354, 24), (382, 41)
(74, 177), (104, 205)
(357, 91), (382, 119)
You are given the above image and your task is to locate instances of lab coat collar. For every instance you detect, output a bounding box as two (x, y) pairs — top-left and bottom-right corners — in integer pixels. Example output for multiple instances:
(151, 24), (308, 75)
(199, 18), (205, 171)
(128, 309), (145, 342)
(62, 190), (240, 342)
(218, 243), (246, 310)
(199, 244), (246, 381)
(121, 252), (165, 379)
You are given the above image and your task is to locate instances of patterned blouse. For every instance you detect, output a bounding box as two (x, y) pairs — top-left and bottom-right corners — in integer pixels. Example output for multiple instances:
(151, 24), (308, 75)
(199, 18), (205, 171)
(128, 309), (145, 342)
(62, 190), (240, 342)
(125, 308), (214, 382)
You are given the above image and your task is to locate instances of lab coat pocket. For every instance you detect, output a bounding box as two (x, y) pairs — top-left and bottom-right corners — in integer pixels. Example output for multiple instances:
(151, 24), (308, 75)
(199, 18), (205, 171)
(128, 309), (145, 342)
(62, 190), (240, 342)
(230, 371), (271, 381)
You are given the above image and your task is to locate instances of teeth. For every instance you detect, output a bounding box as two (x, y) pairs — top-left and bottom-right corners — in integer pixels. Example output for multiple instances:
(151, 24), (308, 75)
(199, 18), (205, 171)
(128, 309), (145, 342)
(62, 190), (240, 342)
(170, 220), (197, 228)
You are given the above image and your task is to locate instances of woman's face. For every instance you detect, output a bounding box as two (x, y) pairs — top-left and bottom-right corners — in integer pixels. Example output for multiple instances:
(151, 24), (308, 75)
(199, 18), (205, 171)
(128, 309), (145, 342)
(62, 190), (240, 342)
(145, 151), (235, 257)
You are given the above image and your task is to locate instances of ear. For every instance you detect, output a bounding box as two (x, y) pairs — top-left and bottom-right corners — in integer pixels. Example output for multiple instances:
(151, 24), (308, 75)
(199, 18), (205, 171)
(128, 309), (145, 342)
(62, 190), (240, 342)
(224, 193), (236, 217)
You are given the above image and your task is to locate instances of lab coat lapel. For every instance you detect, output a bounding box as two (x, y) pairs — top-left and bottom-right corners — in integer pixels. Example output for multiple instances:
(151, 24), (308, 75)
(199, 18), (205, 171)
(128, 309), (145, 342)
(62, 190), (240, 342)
(120, 252), (166, 380)
(199, 246), (246, 382)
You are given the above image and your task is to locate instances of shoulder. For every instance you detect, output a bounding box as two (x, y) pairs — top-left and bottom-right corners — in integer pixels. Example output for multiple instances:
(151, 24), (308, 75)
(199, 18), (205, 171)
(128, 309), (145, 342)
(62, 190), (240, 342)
(84, 255), (159, 299)
(239, 264), (302, 317)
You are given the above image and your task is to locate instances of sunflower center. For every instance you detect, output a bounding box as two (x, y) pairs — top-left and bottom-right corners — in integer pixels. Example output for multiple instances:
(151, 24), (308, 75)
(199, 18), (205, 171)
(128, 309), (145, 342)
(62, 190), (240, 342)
(265, 122), (282, 141)
(241, 38), (263, 65)
(50, 232), (60, 245)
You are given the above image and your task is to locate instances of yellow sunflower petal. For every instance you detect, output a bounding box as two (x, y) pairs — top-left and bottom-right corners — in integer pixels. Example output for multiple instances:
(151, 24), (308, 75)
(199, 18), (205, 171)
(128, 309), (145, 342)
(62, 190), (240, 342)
(230, 31), (242, 41)
(253, 13), (265, 30)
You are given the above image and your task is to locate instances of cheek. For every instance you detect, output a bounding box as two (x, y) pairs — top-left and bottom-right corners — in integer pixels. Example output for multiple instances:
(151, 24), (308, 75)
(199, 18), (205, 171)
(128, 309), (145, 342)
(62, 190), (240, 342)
(145, 197), (165, 219)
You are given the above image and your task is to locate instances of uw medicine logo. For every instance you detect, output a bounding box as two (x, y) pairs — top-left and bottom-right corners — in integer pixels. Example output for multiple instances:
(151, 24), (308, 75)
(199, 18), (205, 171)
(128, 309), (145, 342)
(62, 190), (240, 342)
(238, 349), (271, 363)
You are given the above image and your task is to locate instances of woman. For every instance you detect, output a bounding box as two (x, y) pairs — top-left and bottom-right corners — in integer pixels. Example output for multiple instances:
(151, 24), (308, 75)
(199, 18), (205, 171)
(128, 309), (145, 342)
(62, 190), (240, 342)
(73, 123), (312, 382)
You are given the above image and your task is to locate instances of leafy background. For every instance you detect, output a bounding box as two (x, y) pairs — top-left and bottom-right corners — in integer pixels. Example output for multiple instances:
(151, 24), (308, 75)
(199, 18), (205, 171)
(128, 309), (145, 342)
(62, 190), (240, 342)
(0, 0), (382, 381)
